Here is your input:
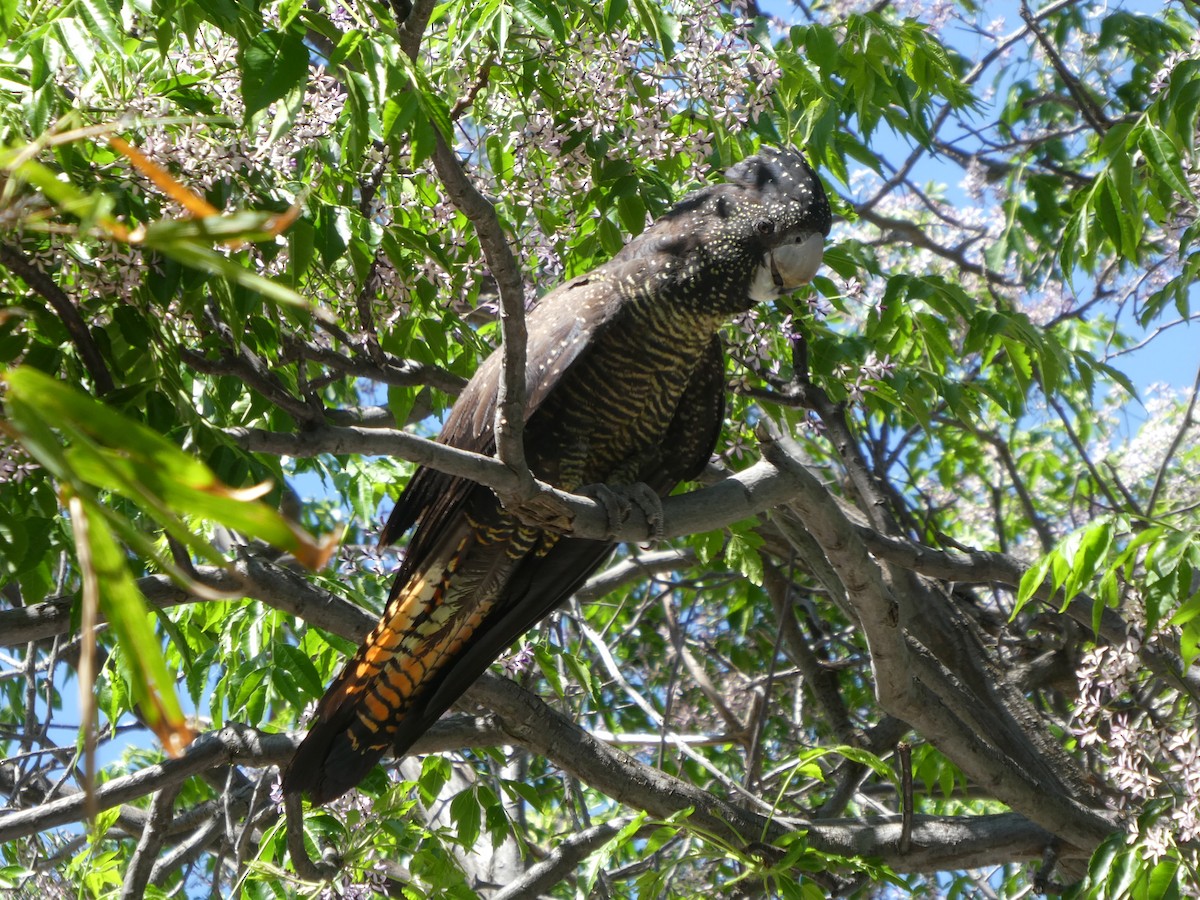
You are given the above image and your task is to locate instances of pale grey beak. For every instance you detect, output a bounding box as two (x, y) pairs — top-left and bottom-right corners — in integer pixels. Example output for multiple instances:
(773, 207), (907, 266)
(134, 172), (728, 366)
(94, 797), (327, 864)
(748, 232), (825, 301)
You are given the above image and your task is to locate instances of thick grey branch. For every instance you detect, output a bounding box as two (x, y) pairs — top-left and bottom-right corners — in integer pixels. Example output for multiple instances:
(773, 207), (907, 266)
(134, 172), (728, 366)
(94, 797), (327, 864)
(757, 426), (1116, 850)
(469, 672), (1073, 873)
(225, 423), (814, 543)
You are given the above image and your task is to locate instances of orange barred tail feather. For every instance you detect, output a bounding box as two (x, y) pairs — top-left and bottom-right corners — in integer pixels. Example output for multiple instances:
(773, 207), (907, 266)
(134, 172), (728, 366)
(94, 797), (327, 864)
(282, 521), (513, 804)
(282, 501), (616, 805)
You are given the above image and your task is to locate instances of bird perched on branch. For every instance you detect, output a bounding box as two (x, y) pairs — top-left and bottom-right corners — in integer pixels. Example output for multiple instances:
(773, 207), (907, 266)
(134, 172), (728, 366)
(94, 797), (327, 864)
(284, 146), (832, 804)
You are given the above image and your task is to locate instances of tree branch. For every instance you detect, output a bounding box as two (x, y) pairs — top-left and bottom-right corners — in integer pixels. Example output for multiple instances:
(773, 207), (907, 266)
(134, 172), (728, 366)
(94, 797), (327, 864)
(402, 3), (535, 506)
(0, 717), (510, 845)
(120, 782), (182, 900)
(492, 819), (632, 900)
(757, 425), (1116, 850)
(1147, 360), (1200, 516)
(469, 672), (1076, 872)
(281, 334), (467, 395)
(222, 422), (824, 542)
(1019, 0), (1111, 136)
(0, 242), (114, 394)
(853, 207), (1017, 287)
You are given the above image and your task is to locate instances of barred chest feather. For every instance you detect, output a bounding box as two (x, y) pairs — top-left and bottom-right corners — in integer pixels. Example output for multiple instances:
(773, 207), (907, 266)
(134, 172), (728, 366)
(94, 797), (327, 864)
(525, 275), (727, 491)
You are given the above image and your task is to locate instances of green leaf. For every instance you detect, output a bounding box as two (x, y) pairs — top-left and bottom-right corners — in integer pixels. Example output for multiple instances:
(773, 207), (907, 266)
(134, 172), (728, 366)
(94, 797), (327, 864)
(418, 754), (451, 805)
(449, 789), (482, 848)
(804, 25), (839, 73)
(239, 30), (310, 121)
(533, 644), (564, 697)
(1146, 857), (1181, 900)
(628, 0), (679, 57)
(1139, 123), (1196, 201)
(274, 643), (326, 700)
(0, 0), (18, 38)
(391, 52), (453, 147)
(512, 0), (566, 41)
(1062, 518), (1114, 605)
(231, 665), (269, 723)
(725, 530), (764, 586)
(77, 0), (122, 53)
(137, 237), (312, 311)
(1168, 591), (1200, 627)
(69, 493), (192, 756)
(3, 367), (334, 569)
(1015, 553), (1053, 615)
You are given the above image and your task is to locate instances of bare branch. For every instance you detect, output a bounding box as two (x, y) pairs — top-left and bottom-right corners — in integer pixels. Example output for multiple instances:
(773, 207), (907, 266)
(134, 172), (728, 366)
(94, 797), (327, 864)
(397, 0), (437, 60)
(0, 725), (288, 844)
(180, 347), (319, 428)
(760, 559), (858, 745)
(1019, 0), (1111, 136)
(854, 206), (1017, 287)
(575, 548), (694, 602)
(434, 129), (536, 506)
(282, 334), (467, 395)
(391, 0), (536, 505)
(492, 819), (633, 900)
(223, 422), (825, 542)
(0, 717), (511, 845)
(120, 783), (182, 900)
(1147, 361), (1200, 515)
(470, 672), (1077, 873)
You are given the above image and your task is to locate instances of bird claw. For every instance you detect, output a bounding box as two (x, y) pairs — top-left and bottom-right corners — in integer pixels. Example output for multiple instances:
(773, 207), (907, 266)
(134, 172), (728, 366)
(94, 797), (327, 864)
(578, 482), (665, 543)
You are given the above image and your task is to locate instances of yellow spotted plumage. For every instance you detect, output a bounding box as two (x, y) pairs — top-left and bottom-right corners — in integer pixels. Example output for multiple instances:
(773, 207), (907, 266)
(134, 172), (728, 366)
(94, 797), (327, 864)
(283, 148), (831, 804)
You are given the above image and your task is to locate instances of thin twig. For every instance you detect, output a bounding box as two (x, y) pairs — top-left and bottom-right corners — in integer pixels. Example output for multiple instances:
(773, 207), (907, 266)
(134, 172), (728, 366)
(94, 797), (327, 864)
(897, 742), (913, 855)
(450, 57), (495, 122)
(1146, 361), (1200, 516)
(1019, 1), (1111, 136)
(1046, 395), (1124, 513)
(577, 622), (781, 815)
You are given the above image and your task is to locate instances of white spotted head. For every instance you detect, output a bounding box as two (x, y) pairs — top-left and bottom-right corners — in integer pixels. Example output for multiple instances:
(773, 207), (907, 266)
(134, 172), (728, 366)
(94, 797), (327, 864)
(725, 147), (832, 301)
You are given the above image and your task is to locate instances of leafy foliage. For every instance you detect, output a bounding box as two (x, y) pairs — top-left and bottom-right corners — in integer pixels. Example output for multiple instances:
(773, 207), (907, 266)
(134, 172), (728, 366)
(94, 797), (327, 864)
(1, 0), (1198, 897)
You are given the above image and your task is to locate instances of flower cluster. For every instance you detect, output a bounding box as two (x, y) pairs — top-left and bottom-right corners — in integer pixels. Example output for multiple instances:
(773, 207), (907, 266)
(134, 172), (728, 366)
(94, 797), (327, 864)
(1149, 33), (1200, 95)
(499, 643), (536, 677)
(0, 436), (37, 485)
(517, 9), (776, 169)
(1109, 384), (1200, 505)
(319, 865), (390, 900)
(470, 0), (784, 302)
(1075, 639), (1200, 864)
(838, 351), (897, 404)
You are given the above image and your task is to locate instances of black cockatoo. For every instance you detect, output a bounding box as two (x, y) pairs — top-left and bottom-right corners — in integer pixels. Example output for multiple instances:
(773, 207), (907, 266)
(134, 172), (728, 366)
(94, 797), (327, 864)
(284, 147), (832, 804)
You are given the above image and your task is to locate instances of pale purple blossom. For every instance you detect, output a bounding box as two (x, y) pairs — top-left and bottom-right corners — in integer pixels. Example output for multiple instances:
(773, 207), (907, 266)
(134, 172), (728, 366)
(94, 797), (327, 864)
(1075, 639), (1200, 865)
